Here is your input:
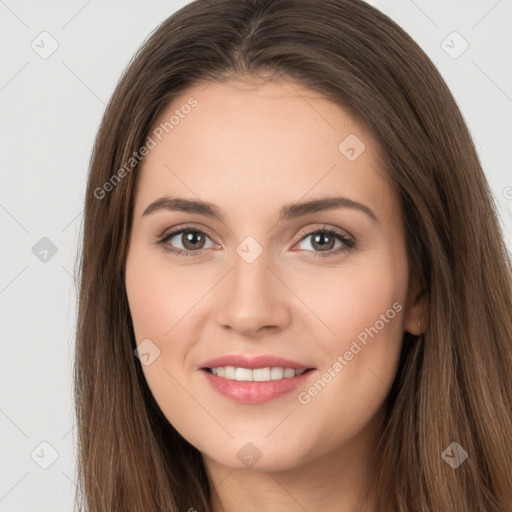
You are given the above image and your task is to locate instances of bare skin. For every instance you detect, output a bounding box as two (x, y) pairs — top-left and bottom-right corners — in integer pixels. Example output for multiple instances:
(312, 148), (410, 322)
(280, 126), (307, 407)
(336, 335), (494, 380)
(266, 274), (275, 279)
(124, 78), (425, 511)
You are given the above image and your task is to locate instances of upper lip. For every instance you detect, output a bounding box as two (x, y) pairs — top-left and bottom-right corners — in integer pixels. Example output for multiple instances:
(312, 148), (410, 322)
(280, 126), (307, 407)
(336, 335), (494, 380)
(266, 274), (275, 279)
(199, 354), (314, 371)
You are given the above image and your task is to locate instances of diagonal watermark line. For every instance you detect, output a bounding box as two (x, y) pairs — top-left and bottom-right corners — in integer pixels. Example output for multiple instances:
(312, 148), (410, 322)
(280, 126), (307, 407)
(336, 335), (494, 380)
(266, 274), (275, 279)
(163, 267), (234, 336)
(163, 163), (208, 202)
(163, 163), (234, 235)
(209, 469), (234, 511)
(0, 265), (29, 295)
(0, 408), (29, 438)
(265, 266), (336, 335)
(0, 202), (29, 232)
(61, 0), (93, 29)
(61, 470), (77, 488)
(367, 367), (390, 391)
(471, 0), (502, 30)
(472, 61), (512, 104)
(61, 265), (75, 280)
(284, 76), (337, 131)
(406, 0), (439, 29)
(60, 210), (83, 233)
(212, 469), (234, 489)
(265, 472), (309, 511)
(0, 62), (29, 92)
(61, 61), (106, 106)
(266, 163), (337, 234)
(265, 409), (295, 438)
(163, 367), (234, 438)
(61, 422), (75, 440)
(0, 0), (29, 28)
(0, 472), (29, 502)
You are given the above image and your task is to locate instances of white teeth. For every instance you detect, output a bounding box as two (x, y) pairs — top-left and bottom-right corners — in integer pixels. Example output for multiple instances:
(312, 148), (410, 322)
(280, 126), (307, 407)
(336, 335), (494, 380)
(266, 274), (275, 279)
(253, 367), (271, 381)
(224, 366), (236, 379)
(235, 367), (253, 381)
(270, 367), (283, 380)
(208, 366), (307, 382)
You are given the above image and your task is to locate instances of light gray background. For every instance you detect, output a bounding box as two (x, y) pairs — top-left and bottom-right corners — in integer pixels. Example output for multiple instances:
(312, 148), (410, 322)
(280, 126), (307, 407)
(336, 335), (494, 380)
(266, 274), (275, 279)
(0, 1), (511, 510)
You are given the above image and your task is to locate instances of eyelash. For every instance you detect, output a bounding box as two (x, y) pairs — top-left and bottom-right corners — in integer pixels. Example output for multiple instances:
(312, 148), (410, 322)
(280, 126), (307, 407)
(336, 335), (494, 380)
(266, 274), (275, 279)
(155, 224), (356, 259)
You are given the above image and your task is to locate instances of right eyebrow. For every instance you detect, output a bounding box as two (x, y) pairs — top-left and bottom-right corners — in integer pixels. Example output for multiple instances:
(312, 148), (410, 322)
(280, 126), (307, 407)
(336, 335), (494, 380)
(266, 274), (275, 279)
(142, 197), (223, 220)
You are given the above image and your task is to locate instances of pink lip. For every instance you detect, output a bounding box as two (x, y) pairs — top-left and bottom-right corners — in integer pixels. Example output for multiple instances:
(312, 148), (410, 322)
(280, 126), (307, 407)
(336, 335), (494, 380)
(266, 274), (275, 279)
(199, 354), (311, 370)
(198, 354), (316, 405)
(201, 368), (315, 404)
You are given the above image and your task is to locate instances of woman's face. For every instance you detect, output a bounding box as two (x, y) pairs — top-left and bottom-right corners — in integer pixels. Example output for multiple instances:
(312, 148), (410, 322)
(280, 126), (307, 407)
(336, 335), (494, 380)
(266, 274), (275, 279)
(125, 79), (422, 472)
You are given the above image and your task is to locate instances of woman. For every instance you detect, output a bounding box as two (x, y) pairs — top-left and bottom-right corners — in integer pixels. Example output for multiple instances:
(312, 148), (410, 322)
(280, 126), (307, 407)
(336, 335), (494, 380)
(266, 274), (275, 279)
(74, 0), (512, 510)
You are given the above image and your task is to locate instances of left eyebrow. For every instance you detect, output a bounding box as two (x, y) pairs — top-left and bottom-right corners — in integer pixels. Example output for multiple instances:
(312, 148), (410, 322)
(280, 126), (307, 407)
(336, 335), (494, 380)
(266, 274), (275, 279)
(278, 196), (378, 223)
(142, 195), (378, 223)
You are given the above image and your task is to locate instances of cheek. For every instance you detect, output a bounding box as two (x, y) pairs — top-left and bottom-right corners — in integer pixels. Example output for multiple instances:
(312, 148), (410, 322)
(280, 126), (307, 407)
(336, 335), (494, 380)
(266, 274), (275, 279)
(124, 247), (196, 399)
(125, 245), (206, 345)
(292, 254), (408, 440)
(125, 249), (210, 447)
(288, 249), (408, 352)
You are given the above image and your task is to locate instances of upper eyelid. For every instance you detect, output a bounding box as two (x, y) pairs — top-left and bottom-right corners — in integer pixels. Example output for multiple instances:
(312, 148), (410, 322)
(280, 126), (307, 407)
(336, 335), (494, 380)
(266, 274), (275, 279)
(159, 222), (214, 239)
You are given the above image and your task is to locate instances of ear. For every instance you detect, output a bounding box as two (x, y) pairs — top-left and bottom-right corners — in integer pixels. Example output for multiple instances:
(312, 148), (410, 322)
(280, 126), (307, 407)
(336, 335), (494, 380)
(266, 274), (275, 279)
(403, 273), (427, 336)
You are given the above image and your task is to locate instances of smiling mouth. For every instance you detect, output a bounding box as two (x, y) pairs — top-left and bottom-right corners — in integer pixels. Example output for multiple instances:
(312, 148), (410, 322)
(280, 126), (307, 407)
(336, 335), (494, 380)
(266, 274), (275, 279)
(201, 365), (316, 404)
(204, 366), (314, 381)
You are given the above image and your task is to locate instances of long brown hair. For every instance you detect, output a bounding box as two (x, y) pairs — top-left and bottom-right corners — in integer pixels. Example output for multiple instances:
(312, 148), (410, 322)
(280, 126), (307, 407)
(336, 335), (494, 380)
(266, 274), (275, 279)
(74, 0), (512, 510)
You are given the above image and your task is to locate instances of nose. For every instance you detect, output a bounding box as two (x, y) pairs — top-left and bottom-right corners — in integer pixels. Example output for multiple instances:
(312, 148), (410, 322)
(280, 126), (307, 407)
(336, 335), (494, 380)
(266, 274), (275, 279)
(214, 248), (291, 337)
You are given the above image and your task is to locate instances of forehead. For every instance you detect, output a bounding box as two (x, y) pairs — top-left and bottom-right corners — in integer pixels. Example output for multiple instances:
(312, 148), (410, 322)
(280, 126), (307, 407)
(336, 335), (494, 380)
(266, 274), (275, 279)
(134, 80), (396, 222)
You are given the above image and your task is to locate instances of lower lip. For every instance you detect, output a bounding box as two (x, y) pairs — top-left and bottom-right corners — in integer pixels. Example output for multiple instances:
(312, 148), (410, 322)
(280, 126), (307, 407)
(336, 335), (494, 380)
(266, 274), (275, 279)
(201, 369), (315, 404)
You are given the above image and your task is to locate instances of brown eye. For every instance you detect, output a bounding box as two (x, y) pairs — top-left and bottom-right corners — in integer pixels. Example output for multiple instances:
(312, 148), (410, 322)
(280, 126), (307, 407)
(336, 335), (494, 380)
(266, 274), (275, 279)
(309, 232), (336, 251)
(294, 227), (355, 258)
(179, 230), (207, 250)
(159, 227), (216, 256)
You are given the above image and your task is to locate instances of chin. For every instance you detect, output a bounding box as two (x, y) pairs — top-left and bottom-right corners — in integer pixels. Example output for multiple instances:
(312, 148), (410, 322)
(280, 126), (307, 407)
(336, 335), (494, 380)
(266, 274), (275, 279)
(199, 435), (315, 472)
